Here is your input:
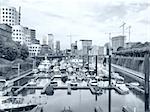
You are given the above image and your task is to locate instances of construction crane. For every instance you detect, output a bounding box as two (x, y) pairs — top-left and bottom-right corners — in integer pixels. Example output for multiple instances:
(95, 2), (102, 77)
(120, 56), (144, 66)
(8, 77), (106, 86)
(120, 22), (126, 36)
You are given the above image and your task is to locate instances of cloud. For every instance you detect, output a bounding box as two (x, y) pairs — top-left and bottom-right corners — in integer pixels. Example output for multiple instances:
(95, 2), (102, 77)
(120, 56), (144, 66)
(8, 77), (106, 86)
(2, 0), (150, 49)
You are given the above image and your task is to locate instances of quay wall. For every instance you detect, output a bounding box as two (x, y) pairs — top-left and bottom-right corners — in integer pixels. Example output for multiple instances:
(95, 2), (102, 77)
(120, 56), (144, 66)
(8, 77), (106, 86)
(112, 56), (150, 76)
(0, 60), (33, 80)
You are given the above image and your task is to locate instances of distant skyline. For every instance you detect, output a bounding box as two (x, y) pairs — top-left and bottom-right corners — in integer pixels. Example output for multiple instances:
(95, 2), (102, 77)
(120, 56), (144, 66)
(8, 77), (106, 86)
(0, 0), (150, 49)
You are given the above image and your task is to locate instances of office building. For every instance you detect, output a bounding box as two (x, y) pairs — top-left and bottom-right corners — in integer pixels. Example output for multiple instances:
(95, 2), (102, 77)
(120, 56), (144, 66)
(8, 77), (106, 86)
(112, 35), (125, 52)
(29, 44), (41, 57)
(80, 40), (92, 55)
(56, 41), (60, 54)
(0, 6), (21, 26)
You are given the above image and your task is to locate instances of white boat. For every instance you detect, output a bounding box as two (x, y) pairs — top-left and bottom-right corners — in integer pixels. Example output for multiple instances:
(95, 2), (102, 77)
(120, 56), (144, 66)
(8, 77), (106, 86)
(89, 80), (98, 86)
(0, 80), (14, 96)
(130, 82), (140, 86)
(70, 79), (78, 87)
(116, 84), (129, 93)
(28, 79), (37, 86)
(0, 96), (37, 112)
(38, 56), (51, 73)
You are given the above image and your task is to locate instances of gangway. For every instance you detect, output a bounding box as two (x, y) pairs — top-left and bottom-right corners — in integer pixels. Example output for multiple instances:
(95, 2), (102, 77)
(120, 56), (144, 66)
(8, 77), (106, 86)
(14, 83), (29, 95)
(7, 70), (33, 84)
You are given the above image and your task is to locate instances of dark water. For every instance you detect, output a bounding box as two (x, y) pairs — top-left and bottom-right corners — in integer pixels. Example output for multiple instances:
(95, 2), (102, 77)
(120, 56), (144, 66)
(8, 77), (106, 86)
(20, 78), (144, 112)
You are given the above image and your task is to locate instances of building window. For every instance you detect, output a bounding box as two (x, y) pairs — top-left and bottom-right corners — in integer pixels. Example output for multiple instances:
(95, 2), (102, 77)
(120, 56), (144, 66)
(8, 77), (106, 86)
(3, 19), (5, 21)
(20, 37), (21, 39)
(6, 12), (8, 14)
(9, 16), (11, 18)
(9, 20), (11, 22)
(6, 8), (8, 10)
(16, 37), (18, 39)
(6, 16), (8, 18)
(3, 12), (4, 14)
(9, 23), (11, 26)
(3, 16), (4, 18)
(16, 33), (18, 35)
(6, 20), (8, 21)
(2, 8), (4, 10)
(9, 9), (11, 11)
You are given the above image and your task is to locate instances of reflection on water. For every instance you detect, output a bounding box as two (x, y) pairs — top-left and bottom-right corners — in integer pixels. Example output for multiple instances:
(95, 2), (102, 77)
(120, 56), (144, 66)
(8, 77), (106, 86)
(20, 79), (144, 112)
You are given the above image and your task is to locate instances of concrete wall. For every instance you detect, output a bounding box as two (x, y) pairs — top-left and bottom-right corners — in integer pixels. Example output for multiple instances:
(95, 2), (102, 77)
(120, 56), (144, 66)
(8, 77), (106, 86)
(112, 56), (149, 75)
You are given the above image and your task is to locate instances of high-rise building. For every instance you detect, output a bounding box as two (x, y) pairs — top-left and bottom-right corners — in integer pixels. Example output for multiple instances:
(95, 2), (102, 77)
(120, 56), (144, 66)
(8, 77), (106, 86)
(29, 44), (41, 57)
(0, 6), (39, 47)
(56, 41), (60, 53)
(90, 45), (100, 55)
(98, 46), (104, 56)
(80, 40), (92, 55)
(0, 6), (21, 26)
(47, 34), (54, 50)
(12, 25), (25, 45)
(29, 29), (36, 40)
(12, 25), (35, 46)
(112, 35), (125, 52)
(71, 41), (78, 56)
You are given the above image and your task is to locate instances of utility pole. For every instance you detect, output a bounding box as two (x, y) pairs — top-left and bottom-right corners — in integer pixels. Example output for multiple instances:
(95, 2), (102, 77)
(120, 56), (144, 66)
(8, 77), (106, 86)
(144, 54), (149, 112)
(120, 22), (126, 36)
(105, 33), (111, 55)
(95, 55), (97, 76)
(108, 55), (111, 112)
(126, 26), (131, 42)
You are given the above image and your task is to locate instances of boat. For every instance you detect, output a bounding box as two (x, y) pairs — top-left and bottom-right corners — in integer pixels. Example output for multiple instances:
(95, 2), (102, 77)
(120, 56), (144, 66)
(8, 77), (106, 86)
(89, 80), (98, 86)
(70, 82), (78, 87)
(70, 80), (78, 89)
(45, 86), (54, 95)
(38, 56), (51, 73)
(0, 97), (37, 112)
(50, 81), (58, 87)
(94, 106), (103, 112)
(61, 106), (72, 112)
(28, 79), (37, 86)
(61, 74), (68, 83)
(0, 80), (14, 96)
(116, 84), (129, 94)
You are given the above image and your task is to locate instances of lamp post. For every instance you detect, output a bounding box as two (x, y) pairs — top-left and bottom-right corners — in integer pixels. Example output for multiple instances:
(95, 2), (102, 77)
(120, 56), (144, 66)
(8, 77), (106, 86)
(18, 63), (20, 86)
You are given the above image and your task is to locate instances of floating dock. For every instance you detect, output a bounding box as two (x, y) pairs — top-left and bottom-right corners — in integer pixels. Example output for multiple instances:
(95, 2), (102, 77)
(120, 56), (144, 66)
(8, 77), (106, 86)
(122, 106), (134, 112)
(111, 84), (128, 95)
(67, 85), (71, 95)
(30, 105), (43, 112)
(14, 83), (29, 95)
(126, 83), (144, 94)
(41, 81), (51, 94)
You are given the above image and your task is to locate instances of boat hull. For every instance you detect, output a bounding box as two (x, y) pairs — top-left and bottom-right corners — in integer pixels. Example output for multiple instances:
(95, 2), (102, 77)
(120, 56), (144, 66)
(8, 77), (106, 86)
(0, 104), (37, 112)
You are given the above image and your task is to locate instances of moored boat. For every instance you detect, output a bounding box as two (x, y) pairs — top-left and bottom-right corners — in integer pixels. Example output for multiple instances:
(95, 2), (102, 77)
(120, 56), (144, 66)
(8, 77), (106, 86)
(0, 97), (37, 112)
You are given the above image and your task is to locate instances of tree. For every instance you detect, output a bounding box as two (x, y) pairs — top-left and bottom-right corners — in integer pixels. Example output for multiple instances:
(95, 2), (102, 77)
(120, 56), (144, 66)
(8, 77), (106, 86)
(0, 39), (4, 57)
(20, 44), (29, 60)
(3, 45), (18, 61)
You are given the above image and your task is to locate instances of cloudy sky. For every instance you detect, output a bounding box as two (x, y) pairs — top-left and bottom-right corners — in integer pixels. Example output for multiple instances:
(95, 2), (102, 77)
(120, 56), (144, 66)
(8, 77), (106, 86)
(1, 0), (150, 49)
